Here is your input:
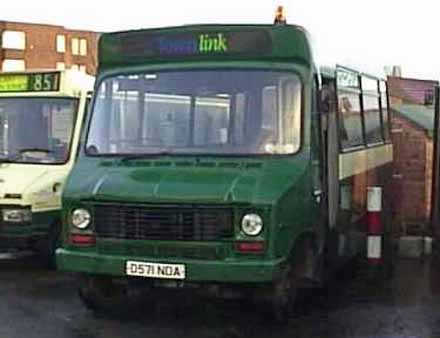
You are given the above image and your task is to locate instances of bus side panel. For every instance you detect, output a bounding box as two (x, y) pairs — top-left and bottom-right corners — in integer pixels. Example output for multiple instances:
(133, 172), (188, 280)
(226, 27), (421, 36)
(338, 150), (368, 259)
(337, 145), (393, 259)
(367, 145), (395, 236)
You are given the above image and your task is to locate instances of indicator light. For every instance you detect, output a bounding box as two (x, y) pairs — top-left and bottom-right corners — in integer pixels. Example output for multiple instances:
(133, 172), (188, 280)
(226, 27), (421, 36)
(235, 241), (265, 254)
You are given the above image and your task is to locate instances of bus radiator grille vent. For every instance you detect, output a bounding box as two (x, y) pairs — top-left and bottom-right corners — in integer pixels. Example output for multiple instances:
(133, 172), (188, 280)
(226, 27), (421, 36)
(93, 204), (233, 241)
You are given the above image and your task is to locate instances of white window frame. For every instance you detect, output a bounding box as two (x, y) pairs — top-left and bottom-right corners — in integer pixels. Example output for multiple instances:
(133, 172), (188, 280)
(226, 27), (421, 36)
(2, 31), (26, 50)
(71, 38), (80, 55)
(79, 38), (87, 56)
(56, 62), (66, 70)
(56, 34), (66, 53)
(2, 59), (26, 72)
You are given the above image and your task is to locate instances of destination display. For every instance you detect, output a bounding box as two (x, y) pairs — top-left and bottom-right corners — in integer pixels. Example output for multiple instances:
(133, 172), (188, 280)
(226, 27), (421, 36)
(0, 72), (61, 93)
(337, 69), (360, 89)
(117, 30), (273, 59)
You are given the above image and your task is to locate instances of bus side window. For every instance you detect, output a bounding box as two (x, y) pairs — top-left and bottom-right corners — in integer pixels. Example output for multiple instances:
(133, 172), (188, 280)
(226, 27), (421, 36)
(337, 91), (364, 150)
(336, 69), (365, 150)
(380, 81), (391, 142)
(362, 76), (383, 145)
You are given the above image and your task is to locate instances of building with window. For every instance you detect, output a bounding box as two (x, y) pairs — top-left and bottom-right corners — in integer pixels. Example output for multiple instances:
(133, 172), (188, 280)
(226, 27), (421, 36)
(0, 21), (98, 75)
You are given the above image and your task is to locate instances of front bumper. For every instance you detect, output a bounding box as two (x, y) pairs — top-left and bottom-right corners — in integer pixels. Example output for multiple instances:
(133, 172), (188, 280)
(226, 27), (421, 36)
(56, 248), (287, 283)
(0, 235), (45, 249)
(0, 210), (59, 247)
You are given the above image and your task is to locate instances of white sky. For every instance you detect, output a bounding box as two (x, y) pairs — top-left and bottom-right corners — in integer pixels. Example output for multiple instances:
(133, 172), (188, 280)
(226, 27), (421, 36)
(1, 0), (439, 80)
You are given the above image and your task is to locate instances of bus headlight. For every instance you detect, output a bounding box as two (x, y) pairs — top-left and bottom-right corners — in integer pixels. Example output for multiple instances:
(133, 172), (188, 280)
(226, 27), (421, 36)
(241, 214), (263, 236)
(71, 208), (91, 229)
(2, 208), (32, 223)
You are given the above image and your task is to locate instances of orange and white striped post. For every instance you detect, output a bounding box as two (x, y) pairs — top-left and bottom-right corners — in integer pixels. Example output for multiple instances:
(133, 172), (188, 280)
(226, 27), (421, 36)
(367, 187), (383, 266)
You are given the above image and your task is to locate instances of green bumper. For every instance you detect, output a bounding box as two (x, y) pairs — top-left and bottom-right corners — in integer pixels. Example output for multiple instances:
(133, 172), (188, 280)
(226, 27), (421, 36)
(56, 248), (287, 283)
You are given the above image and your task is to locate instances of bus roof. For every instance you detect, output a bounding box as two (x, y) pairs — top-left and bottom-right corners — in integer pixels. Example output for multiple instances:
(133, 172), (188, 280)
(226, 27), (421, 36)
(98, 24), (313, 70)
(320, 65), (385, 82)
(0, 69), (95, 97)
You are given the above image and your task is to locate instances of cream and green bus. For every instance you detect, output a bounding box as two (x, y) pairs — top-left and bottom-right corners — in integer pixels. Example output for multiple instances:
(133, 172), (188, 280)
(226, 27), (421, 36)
(0, 70), (94, 265)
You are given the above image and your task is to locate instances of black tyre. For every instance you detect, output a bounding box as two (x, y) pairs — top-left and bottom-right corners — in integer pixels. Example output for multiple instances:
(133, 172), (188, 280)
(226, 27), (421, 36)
(270, 238), (315, 324)
(46, 221), (62, 270)
(78, 275), (130, 313)
(271, 268), (297, 324)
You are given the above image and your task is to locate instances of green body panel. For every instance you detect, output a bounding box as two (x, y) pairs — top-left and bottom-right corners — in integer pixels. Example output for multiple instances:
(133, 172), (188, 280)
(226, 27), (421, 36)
(65, 155), (309, 206)
(57, 24), (321, 285)
(57, 247), (286, 283)
(60, 153), (318, 260)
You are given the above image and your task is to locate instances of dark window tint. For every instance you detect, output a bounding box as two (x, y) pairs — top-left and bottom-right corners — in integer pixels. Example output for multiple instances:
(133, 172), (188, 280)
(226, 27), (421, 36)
(380, 81), (391, 141)
(87, 70), (302, 156)
(363, 95), (382, 144)
(0, 97), (78, 164)
(338, 92), (364, 149)
(362, 76), (383, 145)
(194, 97), (230, 146)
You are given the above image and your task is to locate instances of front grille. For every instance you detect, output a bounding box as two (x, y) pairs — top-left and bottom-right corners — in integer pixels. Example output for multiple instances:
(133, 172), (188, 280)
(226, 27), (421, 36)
(93, 204), (233, 241)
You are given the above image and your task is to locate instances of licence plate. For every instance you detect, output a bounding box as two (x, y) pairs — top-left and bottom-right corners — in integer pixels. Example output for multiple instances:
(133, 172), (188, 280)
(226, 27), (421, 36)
(126, 261), (186, 280)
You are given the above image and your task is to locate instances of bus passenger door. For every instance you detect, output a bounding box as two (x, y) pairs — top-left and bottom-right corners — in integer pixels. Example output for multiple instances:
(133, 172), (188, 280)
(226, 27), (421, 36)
(320, 76), (341, 267)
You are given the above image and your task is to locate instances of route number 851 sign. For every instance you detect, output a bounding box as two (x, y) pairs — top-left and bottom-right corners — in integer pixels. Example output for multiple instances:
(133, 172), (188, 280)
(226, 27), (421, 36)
(0, 72), (61, 93)
(29, 73), (60, 91)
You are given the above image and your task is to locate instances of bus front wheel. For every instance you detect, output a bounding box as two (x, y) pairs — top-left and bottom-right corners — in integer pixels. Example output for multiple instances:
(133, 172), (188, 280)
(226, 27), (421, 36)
(78, 275), (129, 313)
(271, 266), (297, 324)
(44, 220), (61, 270)
(270, 238), (316, 323)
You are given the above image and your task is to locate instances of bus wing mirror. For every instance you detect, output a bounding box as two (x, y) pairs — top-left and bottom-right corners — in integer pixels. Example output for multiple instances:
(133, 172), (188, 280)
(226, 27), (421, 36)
(313, 189), (323, 204)
(319, 86), (332, 115)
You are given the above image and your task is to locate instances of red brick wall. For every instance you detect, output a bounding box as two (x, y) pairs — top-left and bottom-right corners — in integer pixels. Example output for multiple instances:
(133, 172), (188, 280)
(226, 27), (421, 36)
(392, 114), (432, 234)
(388, 77), (437, 105)
(426, 139), (433, 222)
(0, 21), (98, 75)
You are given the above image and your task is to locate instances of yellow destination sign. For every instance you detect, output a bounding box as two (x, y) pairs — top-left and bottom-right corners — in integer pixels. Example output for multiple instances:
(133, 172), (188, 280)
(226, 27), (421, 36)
(0, 75), (29, 92)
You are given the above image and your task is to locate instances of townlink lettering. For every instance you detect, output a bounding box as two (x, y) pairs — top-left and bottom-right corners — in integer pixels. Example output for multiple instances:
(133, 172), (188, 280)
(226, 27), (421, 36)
(157, 33), (228, 56)
(198, 33), (228, 53)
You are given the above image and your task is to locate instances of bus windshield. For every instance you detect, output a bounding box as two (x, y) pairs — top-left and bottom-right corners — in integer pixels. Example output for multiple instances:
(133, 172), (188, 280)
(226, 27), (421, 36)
(87, 70), (302, 156)
(0, 97), (79, 164)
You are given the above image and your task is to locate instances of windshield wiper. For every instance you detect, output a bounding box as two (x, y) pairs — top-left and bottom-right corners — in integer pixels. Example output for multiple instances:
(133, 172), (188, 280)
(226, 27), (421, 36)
(0, 148), (54, 164)
(0, 148), (55, 162)
(119, 152), (172, 163)
(18, 148), (53, 154)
